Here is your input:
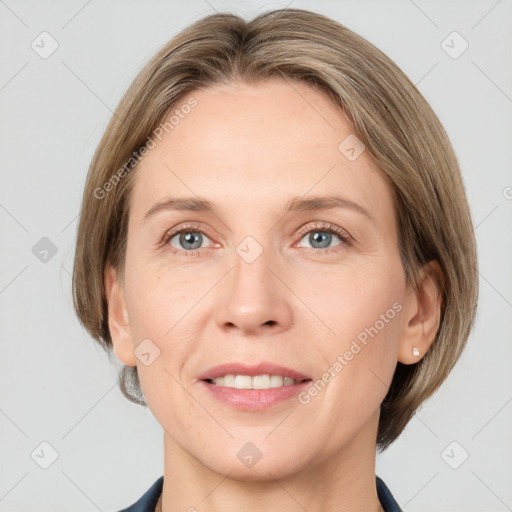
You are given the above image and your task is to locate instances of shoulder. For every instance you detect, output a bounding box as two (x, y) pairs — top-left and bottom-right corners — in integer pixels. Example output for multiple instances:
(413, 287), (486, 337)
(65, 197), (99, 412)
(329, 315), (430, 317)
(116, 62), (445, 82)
(376, 475), (403, 512)
(114, 476), (164, 512)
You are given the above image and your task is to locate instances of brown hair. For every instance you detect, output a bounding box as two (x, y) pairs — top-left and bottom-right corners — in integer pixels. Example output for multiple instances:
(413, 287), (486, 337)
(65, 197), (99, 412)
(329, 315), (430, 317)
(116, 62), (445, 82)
(72, 8), (478, 450)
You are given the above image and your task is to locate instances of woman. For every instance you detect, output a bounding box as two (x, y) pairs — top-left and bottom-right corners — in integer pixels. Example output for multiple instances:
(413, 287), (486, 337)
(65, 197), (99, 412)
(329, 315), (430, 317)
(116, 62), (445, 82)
(72, 8), (478, 512)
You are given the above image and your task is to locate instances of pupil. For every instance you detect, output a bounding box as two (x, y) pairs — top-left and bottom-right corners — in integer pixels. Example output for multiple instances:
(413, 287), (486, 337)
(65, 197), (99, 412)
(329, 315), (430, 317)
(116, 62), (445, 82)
(182, 232), (201, 250)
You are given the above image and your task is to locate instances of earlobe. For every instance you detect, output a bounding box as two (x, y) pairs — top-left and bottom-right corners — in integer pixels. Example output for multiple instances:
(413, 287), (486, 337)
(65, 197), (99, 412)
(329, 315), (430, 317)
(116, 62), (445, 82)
(104, 264), (137, 367)
(397, 260), (444, 365)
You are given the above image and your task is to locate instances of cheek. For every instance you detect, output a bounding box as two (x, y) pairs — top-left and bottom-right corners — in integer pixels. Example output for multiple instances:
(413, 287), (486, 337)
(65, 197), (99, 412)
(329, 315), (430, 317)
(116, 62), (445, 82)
(302, 260), (405, 403)
(306, 258), (404, 347)
(122, 260), (207, 408)
(124, 255), (205, 341)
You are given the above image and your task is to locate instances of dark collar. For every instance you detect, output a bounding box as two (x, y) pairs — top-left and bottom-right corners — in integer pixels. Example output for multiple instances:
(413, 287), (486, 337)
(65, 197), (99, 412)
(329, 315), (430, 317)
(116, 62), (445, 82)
(117, 475), (402, 511)
(376, 475), (403, 511)
(116, 476), (163, 512)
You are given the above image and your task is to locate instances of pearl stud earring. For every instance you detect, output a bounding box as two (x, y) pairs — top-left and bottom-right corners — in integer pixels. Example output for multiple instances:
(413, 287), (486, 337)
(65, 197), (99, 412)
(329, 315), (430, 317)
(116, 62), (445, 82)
(412, 346), (420, 357)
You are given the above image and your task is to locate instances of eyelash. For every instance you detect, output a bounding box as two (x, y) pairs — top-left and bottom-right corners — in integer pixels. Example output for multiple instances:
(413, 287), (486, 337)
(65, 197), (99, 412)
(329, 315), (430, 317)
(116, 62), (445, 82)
(161, 221), (352, 257)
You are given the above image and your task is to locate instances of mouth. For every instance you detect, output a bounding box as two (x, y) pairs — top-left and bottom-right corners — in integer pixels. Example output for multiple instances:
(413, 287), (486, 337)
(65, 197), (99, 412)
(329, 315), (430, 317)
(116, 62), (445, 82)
(204, 374), (311, 390)
(197, 362), (312, 409)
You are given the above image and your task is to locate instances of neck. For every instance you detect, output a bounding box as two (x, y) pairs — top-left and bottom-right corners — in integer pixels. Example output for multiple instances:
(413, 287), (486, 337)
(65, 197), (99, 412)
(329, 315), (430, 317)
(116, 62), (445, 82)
(159, 412), (383, 512)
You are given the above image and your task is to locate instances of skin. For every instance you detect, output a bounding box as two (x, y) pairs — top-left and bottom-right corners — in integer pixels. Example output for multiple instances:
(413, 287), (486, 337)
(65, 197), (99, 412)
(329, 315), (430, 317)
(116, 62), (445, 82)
(104, 78), (443, 512)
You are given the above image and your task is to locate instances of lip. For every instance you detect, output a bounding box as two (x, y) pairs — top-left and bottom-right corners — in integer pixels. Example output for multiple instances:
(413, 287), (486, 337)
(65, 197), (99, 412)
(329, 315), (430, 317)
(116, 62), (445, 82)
(197, 362), (312, 411)
(200, 380), (312, 411)
(197, 362), (311, 381)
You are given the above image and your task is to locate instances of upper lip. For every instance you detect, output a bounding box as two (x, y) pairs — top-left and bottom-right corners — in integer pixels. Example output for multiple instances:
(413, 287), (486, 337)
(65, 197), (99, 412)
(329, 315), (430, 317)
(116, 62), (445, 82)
(198, 362), (311, 381)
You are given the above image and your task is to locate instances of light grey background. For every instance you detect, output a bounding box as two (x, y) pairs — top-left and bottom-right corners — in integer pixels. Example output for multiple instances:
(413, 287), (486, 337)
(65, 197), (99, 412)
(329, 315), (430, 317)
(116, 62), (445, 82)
(1, 0), (511, 511)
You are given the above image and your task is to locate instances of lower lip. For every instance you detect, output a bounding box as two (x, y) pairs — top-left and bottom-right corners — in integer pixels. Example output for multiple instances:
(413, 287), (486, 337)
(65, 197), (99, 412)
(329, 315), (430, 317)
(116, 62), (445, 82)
(200, 380), (312, 411)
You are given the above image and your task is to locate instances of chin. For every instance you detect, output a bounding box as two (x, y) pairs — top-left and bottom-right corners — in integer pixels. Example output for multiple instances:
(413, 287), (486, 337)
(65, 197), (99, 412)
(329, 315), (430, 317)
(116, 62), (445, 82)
(194, 441), (312, 483)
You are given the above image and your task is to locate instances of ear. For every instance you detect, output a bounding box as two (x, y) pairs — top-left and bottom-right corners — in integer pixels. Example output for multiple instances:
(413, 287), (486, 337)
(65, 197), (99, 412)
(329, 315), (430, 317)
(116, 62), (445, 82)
(398, 260), (444, 365)
(104, 264), (137, 367)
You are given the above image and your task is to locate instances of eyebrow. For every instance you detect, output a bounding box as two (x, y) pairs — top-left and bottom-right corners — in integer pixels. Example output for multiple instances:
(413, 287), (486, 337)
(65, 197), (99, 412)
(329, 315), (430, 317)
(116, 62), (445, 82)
(143, 195), (374, 224)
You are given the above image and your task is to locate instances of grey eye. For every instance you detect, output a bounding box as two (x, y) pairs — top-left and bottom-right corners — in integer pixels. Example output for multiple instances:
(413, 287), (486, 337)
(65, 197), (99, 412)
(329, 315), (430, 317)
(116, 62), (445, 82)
(169, 231), (211, 251)
(299, 230), (342, 249)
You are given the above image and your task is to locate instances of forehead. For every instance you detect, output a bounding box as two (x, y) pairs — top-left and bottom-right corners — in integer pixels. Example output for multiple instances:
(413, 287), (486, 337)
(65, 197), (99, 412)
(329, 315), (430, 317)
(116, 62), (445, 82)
(130, 78), (395, 229)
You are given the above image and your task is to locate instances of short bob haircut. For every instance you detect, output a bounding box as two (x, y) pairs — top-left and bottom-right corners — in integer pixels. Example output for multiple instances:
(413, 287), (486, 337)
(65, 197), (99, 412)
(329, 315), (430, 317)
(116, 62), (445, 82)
(72, 8), (478, 451)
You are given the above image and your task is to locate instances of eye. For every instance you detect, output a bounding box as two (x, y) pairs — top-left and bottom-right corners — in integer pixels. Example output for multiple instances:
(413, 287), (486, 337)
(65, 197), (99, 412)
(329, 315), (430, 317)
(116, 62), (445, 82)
(163, 225), (214, 254)
(296, 222), (351, 251)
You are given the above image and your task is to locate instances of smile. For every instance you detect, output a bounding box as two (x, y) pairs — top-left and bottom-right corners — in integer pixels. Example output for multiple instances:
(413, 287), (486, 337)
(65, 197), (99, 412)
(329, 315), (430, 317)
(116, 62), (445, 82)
(205, 374), (309, 389)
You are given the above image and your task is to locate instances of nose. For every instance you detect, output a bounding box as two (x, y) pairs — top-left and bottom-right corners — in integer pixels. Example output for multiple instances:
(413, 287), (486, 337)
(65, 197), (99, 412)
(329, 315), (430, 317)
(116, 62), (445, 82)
(214, 240), (294, 337)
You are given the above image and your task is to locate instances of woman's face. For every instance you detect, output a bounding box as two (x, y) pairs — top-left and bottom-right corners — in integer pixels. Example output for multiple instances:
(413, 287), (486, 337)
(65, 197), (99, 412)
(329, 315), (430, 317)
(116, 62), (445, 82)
(109, 78), (413, 479)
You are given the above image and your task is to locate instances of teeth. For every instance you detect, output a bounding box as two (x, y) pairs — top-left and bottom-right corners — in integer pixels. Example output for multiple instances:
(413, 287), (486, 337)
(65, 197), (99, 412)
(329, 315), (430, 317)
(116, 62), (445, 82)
(210, 374), (298, 389)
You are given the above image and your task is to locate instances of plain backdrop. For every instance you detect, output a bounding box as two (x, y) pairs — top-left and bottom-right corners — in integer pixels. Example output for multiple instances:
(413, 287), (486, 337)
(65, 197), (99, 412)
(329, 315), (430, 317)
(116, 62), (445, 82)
(1, 1), (511, 511)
